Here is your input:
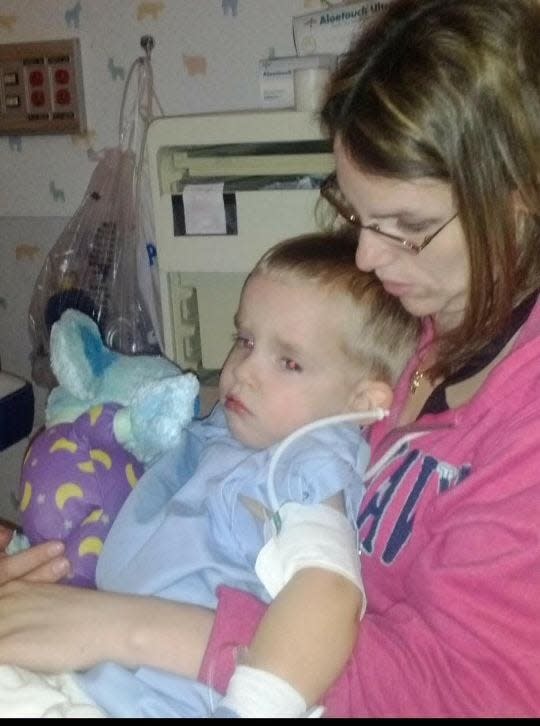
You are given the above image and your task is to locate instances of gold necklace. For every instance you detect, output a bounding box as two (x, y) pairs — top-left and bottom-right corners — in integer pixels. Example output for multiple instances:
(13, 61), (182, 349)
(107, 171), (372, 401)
(410, 368), (425, 394)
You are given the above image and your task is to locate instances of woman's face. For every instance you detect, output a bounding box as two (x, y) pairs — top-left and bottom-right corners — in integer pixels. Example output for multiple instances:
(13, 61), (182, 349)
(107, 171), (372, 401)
(334, 139), (470, 333)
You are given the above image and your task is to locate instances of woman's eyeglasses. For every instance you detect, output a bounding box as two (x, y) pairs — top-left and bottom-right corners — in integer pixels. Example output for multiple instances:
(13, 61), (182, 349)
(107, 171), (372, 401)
(320, 172), (457, 255)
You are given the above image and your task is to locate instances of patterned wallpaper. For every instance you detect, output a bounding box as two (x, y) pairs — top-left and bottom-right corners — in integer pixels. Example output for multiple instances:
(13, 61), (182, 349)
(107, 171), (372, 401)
(0, 0), (331, 217)
(0, 0), (335, 376)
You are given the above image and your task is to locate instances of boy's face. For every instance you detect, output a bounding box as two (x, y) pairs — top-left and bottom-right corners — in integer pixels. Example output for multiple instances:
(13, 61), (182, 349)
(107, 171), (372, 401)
(219, 272), (366, 449)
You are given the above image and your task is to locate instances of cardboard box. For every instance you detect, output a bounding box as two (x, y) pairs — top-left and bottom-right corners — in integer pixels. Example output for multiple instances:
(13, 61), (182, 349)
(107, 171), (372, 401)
(258, 54), (337, 109)
(293, 1), (391, 56)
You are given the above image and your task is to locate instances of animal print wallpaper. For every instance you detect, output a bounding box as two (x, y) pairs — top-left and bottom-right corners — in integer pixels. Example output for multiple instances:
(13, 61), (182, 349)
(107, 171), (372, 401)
(0, 0), (327, 217)
(0, 0), (338, 374)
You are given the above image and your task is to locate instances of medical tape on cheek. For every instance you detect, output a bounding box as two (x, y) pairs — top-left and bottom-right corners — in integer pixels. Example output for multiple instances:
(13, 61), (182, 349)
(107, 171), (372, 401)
(255, 501), (366, 618)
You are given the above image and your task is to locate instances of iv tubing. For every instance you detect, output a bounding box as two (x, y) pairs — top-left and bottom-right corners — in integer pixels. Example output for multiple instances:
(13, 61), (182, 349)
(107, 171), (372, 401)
(266, 408), (389, 514)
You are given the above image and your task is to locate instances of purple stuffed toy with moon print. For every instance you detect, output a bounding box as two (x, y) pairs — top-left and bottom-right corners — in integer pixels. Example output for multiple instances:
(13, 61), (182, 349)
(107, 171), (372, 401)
(20, 403), (144, 588)
(19, 309), (199, 588)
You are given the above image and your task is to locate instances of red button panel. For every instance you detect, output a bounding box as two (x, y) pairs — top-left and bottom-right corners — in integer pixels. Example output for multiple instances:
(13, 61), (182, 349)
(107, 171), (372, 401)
(0, 39), (85, 134)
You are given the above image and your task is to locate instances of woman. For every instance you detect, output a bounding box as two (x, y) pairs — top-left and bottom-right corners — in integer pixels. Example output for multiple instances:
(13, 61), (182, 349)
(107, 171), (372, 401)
(1, 0), (539, 717)
(196, 0), (540, 716)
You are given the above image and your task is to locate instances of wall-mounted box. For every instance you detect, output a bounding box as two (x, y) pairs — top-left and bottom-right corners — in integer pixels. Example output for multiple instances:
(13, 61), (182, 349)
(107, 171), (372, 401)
(0, 38), (86, 135)
(258, 54), (337, 109)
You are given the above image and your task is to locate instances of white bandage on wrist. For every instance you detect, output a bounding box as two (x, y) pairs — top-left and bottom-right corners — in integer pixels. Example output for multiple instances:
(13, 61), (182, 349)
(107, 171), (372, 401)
(220, 664), (323, 718)
(255, 502), (365, 612)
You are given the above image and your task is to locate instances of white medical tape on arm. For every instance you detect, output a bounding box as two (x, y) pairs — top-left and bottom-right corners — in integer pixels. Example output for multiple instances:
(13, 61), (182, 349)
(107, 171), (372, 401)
(219, 664), (324, 718)
(255, 501), (366, 616)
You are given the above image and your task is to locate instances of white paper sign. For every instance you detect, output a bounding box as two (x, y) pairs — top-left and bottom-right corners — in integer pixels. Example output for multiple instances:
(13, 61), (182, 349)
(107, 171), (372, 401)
(183, 183), (227, 234)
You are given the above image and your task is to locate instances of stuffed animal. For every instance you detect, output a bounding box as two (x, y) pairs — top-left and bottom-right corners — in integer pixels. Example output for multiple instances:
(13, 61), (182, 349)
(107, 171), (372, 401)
(19, 309), (199, 588)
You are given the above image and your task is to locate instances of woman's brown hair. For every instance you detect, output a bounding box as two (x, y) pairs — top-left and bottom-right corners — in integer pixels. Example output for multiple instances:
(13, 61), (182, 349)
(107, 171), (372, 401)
(320, 0), (540, 380)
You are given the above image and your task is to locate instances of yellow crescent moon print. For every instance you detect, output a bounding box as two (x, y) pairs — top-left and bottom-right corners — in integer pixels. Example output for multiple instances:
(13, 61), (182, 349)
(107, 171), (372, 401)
(125, 463), (139, 488)
(50, 437), (78, 454)
(88, 405), (103, 426)
(82, 508), (104, 525)
(78, 536), (104, 557)
(90, 449), (112, 470)
(55, 482), (84, 509)
(20, 481), (32, 511)
(77, 460), (95, 473)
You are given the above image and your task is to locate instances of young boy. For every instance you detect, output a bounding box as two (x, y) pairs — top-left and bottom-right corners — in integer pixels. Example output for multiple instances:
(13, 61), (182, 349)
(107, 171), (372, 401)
(0, 229), (418, 718)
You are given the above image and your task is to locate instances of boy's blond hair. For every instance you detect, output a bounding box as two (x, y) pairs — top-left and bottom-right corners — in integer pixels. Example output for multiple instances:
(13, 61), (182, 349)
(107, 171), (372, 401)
(248, 229), (420, 386)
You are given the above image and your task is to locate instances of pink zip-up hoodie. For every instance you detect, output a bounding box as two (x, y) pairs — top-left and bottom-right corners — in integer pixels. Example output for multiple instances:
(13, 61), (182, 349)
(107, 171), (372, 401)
(199, 300), (540, 717)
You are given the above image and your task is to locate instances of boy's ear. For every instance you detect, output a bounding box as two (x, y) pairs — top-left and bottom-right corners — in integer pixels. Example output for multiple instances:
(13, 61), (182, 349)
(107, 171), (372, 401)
(347, 379), (393, 413)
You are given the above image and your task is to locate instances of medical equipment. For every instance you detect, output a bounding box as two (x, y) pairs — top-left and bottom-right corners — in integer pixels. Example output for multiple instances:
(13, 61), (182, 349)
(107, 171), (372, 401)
(146, 110), (334, 371)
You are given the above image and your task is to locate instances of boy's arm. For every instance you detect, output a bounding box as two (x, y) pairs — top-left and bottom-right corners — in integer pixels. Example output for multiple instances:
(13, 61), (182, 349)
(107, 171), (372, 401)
(217, 495), (364, 716)
(242, 566), (362, 705)
(245, 491), (362, 705)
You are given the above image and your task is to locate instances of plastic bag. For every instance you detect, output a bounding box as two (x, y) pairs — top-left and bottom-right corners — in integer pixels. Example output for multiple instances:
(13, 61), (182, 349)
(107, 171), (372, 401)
(29, 51), (164, 388)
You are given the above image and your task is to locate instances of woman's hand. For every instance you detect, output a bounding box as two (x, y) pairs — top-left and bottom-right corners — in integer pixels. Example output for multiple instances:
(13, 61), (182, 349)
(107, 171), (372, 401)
(0, 579), (214, 677)
(0, 525), (70, 585)
(0, 580), (133, 672)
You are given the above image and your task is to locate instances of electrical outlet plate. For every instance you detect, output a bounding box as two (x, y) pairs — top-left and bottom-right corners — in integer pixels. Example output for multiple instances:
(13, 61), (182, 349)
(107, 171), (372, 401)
(0, 38), (86, 135)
